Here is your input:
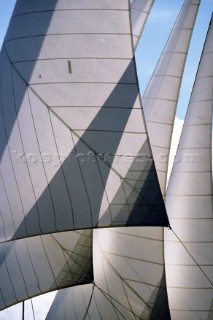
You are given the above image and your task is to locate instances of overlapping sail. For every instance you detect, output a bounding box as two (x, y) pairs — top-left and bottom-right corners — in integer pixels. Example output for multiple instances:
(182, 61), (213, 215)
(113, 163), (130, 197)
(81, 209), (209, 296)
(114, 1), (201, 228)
(45, 2), (201, 320)
(46, 228), (170, 320)
(0, 0), (170, 313)
(142, 0), (200, 195)
(0, 0), (212, 319)
(165, 15), (213, 320)
(131, 0), (154, 49)
(0, 230), (93, 310)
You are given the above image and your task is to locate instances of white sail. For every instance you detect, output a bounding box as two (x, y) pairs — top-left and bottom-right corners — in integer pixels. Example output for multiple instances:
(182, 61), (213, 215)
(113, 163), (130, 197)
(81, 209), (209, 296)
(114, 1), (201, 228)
(0, 0), (170, 314)
(44, 3), (201, 319)
(0, 1), (212, 319)
(0, 0), (168, 243)
(142, 0), (200, 195)
(131, 0), (154, 49)
(0, 229), (93, 310)
(165, 15), (213, 320)
(46, 228), (170, 320)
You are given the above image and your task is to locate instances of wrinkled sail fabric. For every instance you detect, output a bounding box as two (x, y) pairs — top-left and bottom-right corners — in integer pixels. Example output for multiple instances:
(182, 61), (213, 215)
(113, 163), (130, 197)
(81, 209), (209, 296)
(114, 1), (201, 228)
(165, 16), (213, 320)
(0, 230), (93, 310)
(131, 0), (154, 49)
(0, 0), (168, 243)
(46, 228), (170, 320)
(142, 0), (200, 195)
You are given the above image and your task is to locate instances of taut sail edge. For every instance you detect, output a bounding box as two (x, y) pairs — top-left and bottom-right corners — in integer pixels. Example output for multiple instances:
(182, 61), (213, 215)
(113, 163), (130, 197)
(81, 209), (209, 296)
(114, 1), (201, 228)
(142, 0), (200, 196)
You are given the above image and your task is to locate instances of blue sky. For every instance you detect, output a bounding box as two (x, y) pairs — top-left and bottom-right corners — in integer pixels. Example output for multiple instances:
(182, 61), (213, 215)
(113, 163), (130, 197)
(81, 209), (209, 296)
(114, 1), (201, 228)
(0, 0), (212, 120)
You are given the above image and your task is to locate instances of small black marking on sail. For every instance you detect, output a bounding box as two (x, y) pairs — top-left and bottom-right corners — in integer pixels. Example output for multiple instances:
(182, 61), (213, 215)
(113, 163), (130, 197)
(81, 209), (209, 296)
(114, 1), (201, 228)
(68, 60), (72, 73)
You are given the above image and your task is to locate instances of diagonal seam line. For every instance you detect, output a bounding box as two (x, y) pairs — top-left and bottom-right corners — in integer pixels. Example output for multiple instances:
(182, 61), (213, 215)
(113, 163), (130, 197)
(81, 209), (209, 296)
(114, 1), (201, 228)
(94, 283), (133, 320)
(170, 227), (213, 286)
(82, 283), (95, 320)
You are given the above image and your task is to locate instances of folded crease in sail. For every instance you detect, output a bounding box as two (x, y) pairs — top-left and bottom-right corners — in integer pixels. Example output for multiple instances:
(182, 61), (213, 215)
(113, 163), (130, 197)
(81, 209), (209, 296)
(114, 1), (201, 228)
(165, 15), (213, 320)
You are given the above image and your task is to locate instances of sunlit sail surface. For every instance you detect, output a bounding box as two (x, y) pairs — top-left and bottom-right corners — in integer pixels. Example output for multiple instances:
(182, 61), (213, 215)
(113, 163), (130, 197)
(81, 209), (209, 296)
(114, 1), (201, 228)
(131, 0), (154, 49)
(165, 15), (213, 320)
(45, 1), (203, 319)
(143, 0), (200, 195)
(0, 0), (212, 319)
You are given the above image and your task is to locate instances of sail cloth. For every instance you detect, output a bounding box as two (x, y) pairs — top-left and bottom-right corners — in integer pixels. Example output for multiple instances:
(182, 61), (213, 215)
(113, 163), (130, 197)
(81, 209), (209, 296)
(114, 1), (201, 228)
(44, 2), (170, 319)
(131, 0), (154, 49)
(0, 0), (169, 313)
(46, 228), (170, 320)
(142, 0), (200, 195)
(0, 0), (168, 243)
(165, 15), (213, 320)
(45, 2), (205, 318)
(0, 230), (93, 310)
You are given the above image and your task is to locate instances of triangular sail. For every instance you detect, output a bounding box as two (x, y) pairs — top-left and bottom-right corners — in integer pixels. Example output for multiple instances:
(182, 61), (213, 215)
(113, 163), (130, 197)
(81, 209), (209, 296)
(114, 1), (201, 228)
(165, 15), (213, 320)
(0, 0), (168, 243)
(142, 0), (200, 195)
(46, 228), (170, 320)
(131, 0), (154, 49)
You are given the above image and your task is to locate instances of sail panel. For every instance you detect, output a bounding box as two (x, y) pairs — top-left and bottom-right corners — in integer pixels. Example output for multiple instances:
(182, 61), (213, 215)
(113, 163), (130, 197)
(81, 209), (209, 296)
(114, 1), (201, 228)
(46, 228), (171, 320)
(0, 0), (168, 242)
(15, 59), (138, 85)
(0, 230), (93, 310)
(165, 15), (213, 320)
(166, 195), (212, 219)
(6, 10), (130, 40)
(142, 0), (200, 195)
(13, 0), (129, 15)
(5, 34), (133, 62)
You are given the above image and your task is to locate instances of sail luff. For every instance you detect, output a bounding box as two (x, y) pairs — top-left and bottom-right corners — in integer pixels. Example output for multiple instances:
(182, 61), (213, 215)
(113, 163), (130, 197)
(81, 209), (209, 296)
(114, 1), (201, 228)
(165, 14), (213, 320)
(130, 0), (155, 49)
(142, 0), (200, 196)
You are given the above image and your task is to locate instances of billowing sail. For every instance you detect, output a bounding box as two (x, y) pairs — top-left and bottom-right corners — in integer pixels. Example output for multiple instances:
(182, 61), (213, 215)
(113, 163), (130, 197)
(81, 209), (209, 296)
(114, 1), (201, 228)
(0, 1), (211, 319)
(142, 0), (200, 195)
(131, 0), (154, 49)
(0, 230), (93, 310)
(0, 0), (170, 313)
(165, 15), (213, 320)
(46, 228), (170, 320)
(0, 0), (168, 243)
